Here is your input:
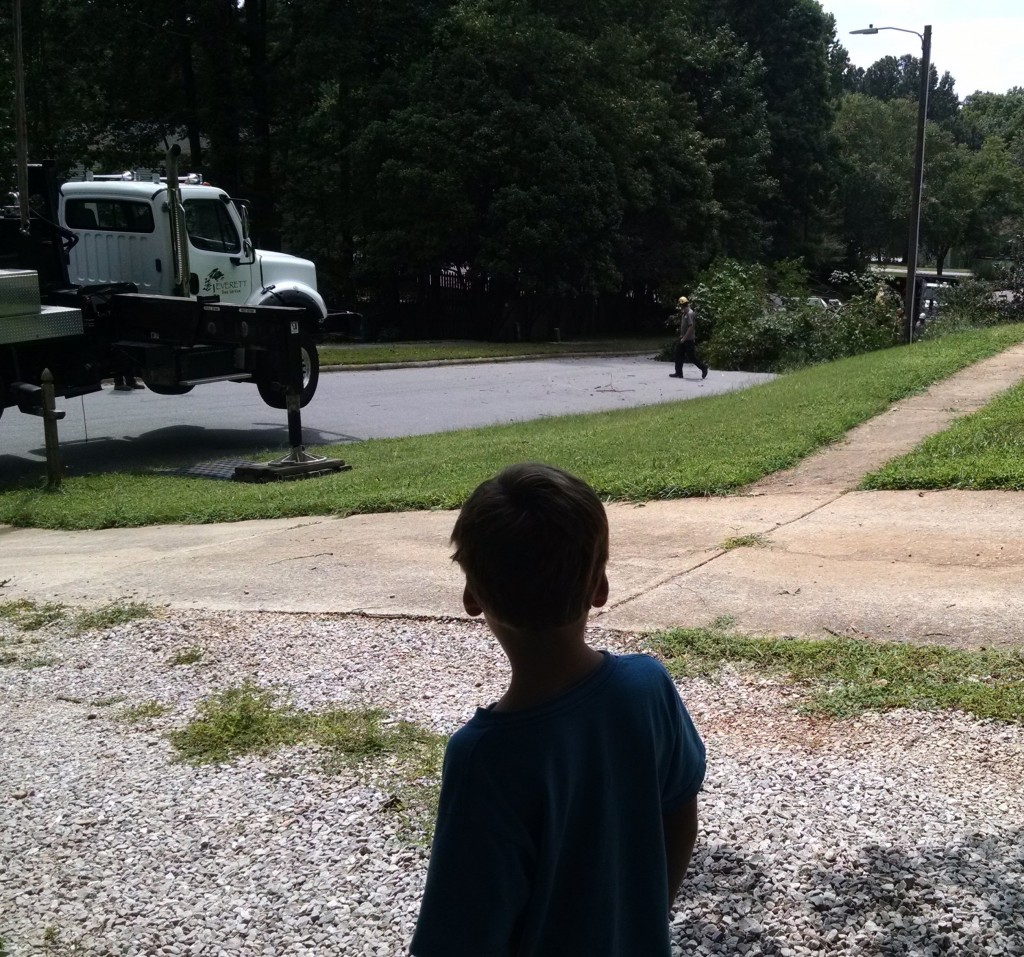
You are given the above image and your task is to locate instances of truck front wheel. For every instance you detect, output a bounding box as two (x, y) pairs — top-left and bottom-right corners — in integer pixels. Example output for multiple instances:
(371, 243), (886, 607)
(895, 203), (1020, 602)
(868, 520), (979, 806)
(256, 333), (319, 409)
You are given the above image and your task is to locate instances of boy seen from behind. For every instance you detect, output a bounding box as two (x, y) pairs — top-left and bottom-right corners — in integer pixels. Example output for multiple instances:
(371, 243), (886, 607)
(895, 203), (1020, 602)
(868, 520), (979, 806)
(411, 463), (706, 957)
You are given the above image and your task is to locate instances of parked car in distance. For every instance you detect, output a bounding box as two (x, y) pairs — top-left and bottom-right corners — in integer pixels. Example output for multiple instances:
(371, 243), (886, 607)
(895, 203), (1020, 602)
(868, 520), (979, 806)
(921, 282), (950, 318)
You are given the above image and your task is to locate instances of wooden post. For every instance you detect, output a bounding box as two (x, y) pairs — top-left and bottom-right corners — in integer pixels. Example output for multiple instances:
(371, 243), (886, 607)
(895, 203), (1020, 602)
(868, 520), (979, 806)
(41, 369), (62, 490)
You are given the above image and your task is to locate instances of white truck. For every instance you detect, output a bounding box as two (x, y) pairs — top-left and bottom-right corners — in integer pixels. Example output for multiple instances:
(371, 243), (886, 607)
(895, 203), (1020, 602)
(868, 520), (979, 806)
(62, 173), (328, 324)
(55, 153), (333, 406)
(1, 156), (329, 424)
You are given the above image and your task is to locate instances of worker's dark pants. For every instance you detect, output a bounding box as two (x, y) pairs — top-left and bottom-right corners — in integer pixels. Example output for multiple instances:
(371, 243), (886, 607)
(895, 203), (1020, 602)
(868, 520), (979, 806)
(674, 340), (707, 376)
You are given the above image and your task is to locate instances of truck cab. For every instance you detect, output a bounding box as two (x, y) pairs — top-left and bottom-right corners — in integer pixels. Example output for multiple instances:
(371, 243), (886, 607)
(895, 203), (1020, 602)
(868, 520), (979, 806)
(60, 179), (328, 329)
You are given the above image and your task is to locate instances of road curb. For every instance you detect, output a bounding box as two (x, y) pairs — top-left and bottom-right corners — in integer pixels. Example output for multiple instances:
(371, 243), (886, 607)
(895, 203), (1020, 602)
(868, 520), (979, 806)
(321, 349), (660, 372)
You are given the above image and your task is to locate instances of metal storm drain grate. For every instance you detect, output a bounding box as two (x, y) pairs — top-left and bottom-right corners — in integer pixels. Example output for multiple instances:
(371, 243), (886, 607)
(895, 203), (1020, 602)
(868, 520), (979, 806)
(157, 456), (351, 483)
(156, 459), (254, 481)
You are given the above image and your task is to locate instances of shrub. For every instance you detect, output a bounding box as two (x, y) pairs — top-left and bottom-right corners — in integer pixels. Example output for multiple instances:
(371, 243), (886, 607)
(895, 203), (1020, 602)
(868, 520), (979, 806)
(917, 278), (1003, 339)
(691, 259), (773, 370)
(996, 234), (1024, 324)
(815, 270), (901, 361)
(690, 261), (902, 372)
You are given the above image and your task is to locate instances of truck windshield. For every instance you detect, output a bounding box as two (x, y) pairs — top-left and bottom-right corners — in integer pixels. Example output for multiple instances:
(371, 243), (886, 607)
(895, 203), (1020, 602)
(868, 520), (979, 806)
(183, 199), (241, 254)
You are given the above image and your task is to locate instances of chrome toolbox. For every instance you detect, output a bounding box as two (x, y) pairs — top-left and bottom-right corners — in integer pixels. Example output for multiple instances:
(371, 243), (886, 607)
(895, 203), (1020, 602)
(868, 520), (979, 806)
(0, 304), (85, 345)
(0, 268), (42, 318)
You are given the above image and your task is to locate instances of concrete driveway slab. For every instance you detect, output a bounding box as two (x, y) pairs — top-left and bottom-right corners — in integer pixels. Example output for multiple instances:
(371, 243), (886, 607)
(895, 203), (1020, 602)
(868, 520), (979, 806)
(598, 491), (1024, 648)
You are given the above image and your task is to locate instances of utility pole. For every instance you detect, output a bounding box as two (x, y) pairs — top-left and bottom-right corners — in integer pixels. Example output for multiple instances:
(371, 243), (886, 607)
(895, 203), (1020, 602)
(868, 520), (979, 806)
(849, 23), (932, 344)
(14, 0), (31, 233)
(905, 25), (932, 344)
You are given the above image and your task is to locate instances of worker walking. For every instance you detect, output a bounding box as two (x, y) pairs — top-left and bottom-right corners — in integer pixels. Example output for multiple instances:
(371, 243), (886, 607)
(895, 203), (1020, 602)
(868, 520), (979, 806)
(669, 296), (708, 380)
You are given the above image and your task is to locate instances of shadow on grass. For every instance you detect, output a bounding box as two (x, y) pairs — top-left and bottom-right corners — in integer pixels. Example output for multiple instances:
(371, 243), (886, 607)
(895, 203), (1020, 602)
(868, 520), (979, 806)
(0, 422), (359, 484)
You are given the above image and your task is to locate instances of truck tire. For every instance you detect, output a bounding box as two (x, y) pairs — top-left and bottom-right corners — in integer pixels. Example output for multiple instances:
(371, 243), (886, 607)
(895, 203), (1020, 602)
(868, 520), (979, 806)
(256, 332), (319, 409)
(144, 383), (195, 396)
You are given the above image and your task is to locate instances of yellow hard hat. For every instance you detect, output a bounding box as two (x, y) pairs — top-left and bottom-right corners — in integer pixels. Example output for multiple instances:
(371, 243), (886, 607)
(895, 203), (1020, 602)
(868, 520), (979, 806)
(677, 296), (689, 306)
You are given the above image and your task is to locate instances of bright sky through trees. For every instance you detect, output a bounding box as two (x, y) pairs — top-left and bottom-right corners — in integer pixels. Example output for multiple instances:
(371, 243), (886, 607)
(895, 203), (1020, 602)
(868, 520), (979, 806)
(820, 0), (1022, 97)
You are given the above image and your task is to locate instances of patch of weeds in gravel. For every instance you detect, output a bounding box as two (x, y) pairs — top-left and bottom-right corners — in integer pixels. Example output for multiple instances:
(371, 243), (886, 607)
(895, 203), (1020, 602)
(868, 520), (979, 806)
(167, 645), (204, 666)
(118, 700), (170, 722)
(649, 625), (1024, 723)
(169, 681), (448, 836)
(71, 600), (156, 634)
(91, 694), (126, 706)
(21, 656), (58, 670)
(0, 598), (67, 631)
(719, 533), (771, 551)
(318, 709), (447, 839)
(168, 682), (304, 763)
(0, 650), (17, 666)
(1, 632), (44, 646)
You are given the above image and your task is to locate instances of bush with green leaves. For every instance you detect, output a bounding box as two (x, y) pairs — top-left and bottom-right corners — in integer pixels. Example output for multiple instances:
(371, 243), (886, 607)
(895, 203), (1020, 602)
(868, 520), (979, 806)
(917, 278), (1003, 339)
(689, 260), (901, 372)
(811, 270), (902, 361)
(690, 258), (772, 369)
(995, 233), (1024, 324)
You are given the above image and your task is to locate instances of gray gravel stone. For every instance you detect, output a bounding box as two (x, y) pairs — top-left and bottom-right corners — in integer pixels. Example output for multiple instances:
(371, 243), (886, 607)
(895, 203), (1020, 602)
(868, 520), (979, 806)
(1, 610), (1022, 956)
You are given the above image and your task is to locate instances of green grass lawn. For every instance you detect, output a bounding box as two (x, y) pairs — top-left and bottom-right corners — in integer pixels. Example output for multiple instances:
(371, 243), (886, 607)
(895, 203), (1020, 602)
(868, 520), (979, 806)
(649, 623), (1024, 723)
(319, 337), (664, 366)
(3, 324), (1023, 530)
(863, 378), (1024, 490)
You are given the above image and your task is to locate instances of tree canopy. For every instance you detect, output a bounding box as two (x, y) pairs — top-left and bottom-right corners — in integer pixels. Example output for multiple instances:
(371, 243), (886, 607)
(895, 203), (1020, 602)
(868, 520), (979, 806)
(2, 0), (1021, 330)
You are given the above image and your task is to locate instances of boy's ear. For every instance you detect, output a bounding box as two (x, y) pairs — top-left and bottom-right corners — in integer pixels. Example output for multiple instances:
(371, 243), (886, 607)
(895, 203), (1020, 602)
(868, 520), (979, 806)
(463, 584), (484, 617)
(591, 571), (609, 609)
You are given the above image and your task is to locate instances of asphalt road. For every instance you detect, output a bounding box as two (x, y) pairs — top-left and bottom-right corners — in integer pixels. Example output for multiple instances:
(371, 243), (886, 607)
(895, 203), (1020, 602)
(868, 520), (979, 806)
(0, 355), (773, 480)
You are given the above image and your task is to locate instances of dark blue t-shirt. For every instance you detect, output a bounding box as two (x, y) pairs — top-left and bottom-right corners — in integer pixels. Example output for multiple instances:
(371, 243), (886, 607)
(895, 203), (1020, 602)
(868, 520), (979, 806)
(411, 651), (706, 956)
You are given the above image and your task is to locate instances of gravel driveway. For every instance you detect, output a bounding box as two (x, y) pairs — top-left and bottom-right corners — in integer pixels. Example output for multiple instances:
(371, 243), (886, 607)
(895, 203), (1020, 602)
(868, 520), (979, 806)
(3, 610), (1022, 956)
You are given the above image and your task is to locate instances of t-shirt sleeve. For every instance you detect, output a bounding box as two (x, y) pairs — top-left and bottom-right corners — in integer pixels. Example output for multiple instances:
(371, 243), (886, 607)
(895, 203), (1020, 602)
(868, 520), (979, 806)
(657, 667), (706, 810)
(410, 732), (532, 957)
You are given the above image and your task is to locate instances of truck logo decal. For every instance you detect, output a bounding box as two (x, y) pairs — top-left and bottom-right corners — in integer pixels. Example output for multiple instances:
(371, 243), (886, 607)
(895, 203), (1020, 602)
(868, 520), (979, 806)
(202, 267), (248, 297)
(203, 268), (225, 291)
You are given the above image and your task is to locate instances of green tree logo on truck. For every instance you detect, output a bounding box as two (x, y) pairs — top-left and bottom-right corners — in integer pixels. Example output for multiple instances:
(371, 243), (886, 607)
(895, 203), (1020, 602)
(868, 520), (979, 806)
(202, 267), (248, 297)
(203, 268), (226, 293)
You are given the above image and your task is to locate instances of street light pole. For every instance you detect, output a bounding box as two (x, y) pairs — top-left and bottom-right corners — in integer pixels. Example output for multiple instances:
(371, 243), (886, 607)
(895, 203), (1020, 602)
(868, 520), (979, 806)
(13, 0), (31, 234)
(850, 24), (932, 344)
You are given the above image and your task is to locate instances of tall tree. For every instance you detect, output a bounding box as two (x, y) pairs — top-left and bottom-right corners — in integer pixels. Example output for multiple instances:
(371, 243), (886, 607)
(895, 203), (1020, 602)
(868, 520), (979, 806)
(716, 0), (837, 262)
(856, 54), (960, 126)
(959, 89), (1024, 165)
(275, 0), (453, 295)
(831, 94), (914, 263)
(923, 134), (1024, 272)
(675, 26), (774, 261)
(348, 0), (719, 307)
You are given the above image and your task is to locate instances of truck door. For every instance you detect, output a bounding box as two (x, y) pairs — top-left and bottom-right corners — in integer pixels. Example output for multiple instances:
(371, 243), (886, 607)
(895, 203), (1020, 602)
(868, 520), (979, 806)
(64, 196), (169, 293)
(182, 197), (254, 304)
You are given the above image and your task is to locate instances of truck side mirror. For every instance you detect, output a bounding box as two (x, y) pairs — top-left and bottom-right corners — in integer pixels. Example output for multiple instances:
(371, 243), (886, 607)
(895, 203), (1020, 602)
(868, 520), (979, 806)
(231, 238), (255, 267)
(230, 200), (256, 266)
(236, 200), (251, 241)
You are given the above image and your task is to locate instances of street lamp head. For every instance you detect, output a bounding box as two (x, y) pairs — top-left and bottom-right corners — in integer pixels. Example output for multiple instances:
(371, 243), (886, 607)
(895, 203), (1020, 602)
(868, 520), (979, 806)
(850, 24), (928, 43)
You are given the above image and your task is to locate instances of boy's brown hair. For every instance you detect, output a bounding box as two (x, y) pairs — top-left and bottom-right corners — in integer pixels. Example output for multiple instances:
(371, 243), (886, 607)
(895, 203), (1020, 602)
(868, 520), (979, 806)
(451, 463), (609, 630)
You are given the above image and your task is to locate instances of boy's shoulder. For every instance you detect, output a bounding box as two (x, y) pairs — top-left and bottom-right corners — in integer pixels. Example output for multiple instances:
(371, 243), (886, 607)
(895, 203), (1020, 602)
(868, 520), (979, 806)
(606, 651), (679, 697)
(450, 652), (675, 747)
